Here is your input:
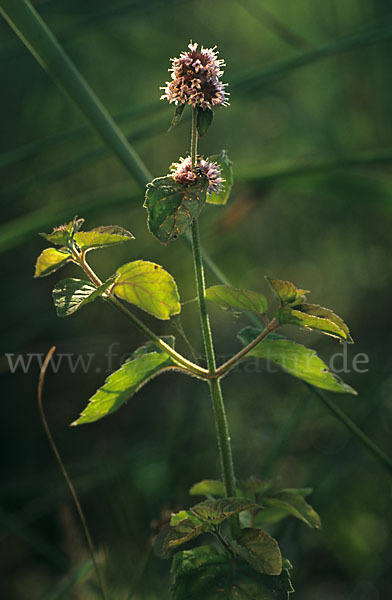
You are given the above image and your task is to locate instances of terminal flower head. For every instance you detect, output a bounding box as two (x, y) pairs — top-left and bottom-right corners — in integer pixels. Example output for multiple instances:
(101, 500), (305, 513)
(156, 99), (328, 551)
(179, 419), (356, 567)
(170, 156), (224, 195)
(161, 42), (229, 110)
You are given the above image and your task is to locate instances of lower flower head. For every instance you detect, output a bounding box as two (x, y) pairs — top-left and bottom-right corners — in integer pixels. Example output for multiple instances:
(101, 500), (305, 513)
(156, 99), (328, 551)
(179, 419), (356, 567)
(160, 42), (229, 110)
(170, 156), (224, 195)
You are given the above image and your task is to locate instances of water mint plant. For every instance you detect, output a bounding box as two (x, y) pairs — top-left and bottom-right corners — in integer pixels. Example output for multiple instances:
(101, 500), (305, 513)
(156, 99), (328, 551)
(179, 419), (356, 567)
(35, 42), (357, 599)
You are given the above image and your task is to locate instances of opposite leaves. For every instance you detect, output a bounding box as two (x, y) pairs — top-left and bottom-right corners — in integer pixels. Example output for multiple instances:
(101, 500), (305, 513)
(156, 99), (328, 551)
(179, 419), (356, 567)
(190, 478), (321, 530)
(154, 498), (257, 558)
(144, 174), (208, 244)
(266, 277), (352, 342)
(40, 218), (134, 253)
(170, 546), (294, 600)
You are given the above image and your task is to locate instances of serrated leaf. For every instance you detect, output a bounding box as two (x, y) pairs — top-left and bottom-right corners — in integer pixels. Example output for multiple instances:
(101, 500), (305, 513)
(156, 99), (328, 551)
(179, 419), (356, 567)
(155, 498), (258, 558)
(169, 103), (186, 130)
(231, 528), (282, 575)
(73, 225), (134, 251)
(40, 217), (83, 246)
(113, 260), (181, 320)
(52, 276), (115, 317)
(189, 498), (257, 524)
(144, 175), (208, 244)
(206, 285), (268, 315)
(189, 480), (226, 498)
(277, 303), (353, 342)
(34, 247), (71, 278)
(72, 351), (175, 425)
(170, 545), (294, 600)
(266, 277), (309, 305)
(263, 490), (321, 530)
(196, 106), (214, 136)
(206, 150), (233, 205)
(238, 327), (357, 394)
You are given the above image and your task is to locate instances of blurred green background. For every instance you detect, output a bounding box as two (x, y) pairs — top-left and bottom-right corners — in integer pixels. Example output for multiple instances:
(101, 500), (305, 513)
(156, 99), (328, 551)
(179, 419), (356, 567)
(1, 0), (392, 598)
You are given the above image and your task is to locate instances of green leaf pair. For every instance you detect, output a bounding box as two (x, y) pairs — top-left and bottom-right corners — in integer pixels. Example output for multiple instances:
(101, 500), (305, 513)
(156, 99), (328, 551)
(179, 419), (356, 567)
(51, 260), (181, 321)
(154, 498), (257, 558)
(144, 151), (234, 245)
(156, 496), (289, 582)
(204, 279), (355, 394)
(35, 218), (134, 278)
(144, 173), (209, 245)
(170, 545), (294, 600)
(190, 478), (321, 530)
(267, 277), (353, 342)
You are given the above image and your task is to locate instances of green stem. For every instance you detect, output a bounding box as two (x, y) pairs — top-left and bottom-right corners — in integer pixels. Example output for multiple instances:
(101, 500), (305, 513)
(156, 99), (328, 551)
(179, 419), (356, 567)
(190, 220), (216, 374)
(191, 108), (198, 169)
(191, 218), (239, 536)
(215, 318), (279, 379)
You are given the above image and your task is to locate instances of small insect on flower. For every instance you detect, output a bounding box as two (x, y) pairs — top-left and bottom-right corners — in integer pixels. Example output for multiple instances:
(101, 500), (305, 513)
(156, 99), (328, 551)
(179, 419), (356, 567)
(160, 42), (229, 110)
(170, 156), (224, 196)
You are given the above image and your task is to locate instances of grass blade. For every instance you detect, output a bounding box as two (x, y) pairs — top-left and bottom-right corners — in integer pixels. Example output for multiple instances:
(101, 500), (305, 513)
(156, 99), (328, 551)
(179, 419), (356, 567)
(0, 0), (151, 188)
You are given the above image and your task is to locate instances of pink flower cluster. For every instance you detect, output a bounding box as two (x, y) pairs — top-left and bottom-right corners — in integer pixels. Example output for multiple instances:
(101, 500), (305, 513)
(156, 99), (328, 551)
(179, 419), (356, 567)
(160, 42), (229, 110)
(170, 156), (224, 195)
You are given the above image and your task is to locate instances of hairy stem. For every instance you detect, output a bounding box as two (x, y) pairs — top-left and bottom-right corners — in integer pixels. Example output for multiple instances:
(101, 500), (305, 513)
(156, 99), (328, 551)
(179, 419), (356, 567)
(191, 217), (239, 537)
(191, 108), (198, 169)
(215, 318), (279, 378)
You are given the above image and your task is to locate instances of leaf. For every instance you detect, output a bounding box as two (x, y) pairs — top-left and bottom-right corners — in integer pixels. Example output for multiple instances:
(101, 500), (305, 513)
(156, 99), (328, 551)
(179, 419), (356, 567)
(196, 106), (214, 136)
(169, 103), (186, 131)
(277, 304), (353, 342)
(189, 480), (226, 498)
(187, 498), (257, 525)
(113, 260), (181, 320)
(206, 285), (268, 315)
(34, 247), (71, 278)
(238, 478), (274, 499)
(52, 276), (115, 317)
(170, 545), (294, 600)
(73, 225), (134, 251)
(263, 490), (321, 530)
(238, 327), (357, 394)
(253, 506), (292, 525)
(72, 351), (174, 425)
(154, 498), (258, 558)
(206, 150), (233, 205)
(40, 217), (83, 246)
(266, 277), (309, 305)
(144, 174), (208, 244)
(231, 528), (282, 575)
